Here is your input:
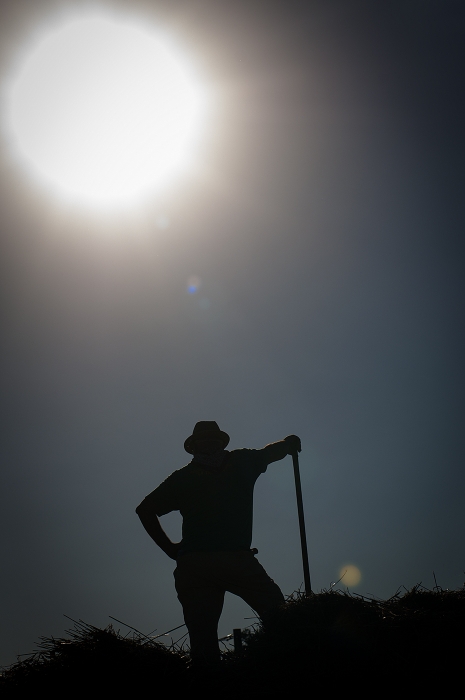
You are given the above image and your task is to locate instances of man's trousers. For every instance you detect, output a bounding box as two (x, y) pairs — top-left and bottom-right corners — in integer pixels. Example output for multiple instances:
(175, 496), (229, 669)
(174, 550), (285, 664)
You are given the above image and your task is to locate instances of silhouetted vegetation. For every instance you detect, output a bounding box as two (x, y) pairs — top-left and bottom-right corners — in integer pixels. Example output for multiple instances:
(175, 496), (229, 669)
(2, 585), (463, 696)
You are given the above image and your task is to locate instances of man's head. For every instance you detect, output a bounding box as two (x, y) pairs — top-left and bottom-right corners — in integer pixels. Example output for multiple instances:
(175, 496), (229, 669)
(191, 438), (225, 455)
(184, 421), (230, 455)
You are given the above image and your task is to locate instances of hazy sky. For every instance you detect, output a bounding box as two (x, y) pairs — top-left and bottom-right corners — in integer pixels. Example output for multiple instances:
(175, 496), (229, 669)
(1, 0), (464, 667)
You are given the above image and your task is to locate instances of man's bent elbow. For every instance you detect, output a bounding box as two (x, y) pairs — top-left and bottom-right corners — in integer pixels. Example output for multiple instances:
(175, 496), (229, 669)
(136, 501), (150, 518)
(136, 501), (159, 525)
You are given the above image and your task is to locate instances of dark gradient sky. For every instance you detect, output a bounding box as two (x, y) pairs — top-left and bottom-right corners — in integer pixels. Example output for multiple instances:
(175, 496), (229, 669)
(1, 0), (464, 667)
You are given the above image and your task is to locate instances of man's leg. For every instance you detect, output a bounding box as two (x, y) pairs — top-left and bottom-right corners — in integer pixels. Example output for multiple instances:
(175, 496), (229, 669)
(174, 553), (225, 665)
(219, 551), (285, 620)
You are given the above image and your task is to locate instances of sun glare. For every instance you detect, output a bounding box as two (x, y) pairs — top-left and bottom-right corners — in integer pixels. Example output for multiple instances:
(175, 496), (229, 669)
(4, 12), (206, 210)
(339, 565), (362, 587)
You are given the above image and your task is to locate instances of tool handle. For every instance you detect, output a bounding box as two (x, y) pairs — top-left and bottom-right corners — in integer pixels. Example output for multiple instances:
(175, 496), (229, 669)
(292, 451), (312, 595)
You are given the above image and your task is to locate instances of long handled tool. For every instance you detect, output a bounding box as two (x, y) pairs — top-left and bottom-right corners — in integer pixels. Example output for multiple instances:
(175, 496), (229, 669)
(291, 451), (312, 595)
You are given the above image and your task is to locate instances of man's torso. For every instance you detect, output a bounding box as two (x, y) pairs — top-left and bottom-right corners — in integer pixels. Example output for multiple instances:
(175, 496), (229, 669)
(141, 448), (269, 554)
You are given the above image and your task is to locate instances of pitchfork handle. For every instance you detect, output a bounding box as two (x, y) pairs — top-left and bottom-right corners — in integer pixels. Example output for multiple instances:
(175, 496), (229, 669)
(292, 451), (312, 595)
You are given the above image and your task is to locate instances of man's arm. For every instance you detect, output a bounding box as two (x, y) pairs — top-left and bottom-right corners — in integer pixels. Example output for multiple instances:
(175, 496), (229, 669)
(135, 502), (180, 560)
(262, 434), (301, 464)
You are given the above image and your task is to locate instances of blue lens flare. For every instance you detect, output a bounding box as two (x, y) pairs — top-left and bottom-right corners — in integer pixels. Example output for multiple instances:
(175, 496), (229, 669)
(187, 275), (200, 294)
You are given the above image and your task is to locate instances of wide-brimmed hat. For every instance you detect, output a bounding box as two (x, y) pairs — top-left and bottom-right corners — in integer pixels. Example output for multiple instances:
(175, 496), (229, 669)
(184, 421), (230, 454)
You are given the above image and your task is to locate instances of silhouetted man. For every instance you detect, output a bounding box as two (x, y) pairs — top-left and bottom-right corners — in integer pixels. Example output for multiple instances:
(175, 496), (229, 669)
(136, 421), (301, 664)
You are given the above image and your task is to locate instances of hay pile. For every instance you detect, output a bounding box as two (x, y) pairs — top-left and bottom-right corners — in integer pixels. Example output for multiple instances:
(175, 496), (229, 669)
(0, 619), (188, 695)
(230, 585), (465, 692)
(2, 585), (464, 696)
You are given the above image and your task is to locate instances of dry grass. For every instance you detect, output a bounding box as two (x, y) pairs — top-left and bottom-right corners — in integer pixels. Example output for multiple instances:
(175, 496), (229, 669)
(2, 584), (464, 696)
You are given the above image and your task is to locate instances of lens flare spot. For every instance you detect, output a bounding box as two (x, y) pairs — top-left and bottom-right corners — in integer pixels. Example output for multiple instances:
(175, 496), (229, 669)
(187, 275), (200, 294)
(339, 564), (362, 587)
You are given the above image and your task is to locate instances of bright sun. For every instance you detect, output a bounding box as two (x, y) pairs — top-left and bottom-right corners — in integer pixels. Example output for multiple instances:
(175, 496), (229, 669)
(5, 13), (206, 210)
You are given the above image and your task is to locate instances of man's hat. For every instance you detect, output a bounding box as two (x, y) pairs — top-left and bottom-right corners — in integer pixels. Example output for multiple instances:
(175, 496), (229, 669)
(184, 421), (230, 454)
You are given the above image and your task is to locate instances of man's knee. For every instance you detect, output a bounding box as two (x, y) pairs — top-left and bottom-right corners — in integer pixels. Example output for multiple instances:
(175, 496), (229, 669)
(229, 555), (285, 619)
(255, 585), (285, 619)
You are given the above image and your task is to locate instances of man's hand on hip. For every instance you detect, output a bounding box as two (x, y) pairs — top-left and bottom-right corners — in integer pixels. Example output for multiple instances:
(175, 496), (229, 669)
(135, 507), (182, 560)
(165, 541), (182, 560)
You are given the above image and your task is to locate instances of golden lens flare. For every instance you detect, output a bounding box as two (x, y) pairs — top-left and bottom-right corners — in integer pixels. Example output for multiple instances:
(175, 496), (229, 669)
(338, 564), (362, 587)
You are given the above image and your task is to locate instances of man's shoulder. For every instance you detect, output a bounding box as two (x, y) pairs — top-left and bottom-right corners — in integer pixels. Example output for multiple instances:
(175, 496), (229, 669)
(144, 464), (193, 505)
(230, 447), (263, 458)
(159, 450), (265, 481)
(150, 465), (191, 492)
(163, 463), (195, 481)
(228, 447), (267, 467)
